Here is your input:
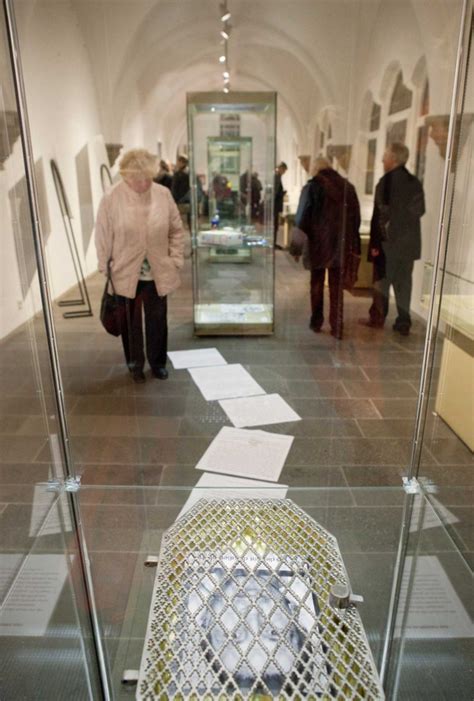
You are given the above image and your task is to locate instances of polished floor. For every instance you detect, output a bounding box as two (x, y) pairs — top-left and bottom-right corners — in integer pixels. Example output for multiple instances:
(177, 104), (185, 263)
(0, 251), (472, 700)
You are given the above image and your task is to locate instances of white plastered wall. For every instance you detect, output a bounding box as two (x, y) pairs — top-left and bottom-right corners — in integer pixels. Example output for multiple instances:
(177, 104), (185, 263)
(0, 1), (109, 339)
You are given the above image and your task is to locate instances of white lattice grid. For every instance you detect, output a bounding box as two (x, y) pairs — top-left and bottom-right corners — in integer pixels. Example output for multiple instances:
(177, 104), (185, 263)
(137, 498), (384, 700)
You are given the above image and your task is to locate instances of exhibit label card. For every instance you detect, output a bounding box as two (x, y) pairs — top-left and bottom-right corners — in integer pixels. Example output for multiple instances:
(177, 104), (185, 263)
(177, 473), (289, 519)
(168, 348), (227, 369)
(219, 393), (301, 428)
(195, 426), (294, 481)
(0, 554), (70, 637)
(188, 364), (265, 401)
(395, 555), (473, 639)
(409, 495), (459, 533)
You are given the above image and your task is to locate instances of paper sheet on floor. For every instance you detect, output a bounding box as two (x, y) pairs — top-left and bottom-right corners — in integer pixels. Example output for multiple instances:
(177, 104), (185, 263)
(195, 426), (294, 481)
(167, 348), (227, 369)
(394, 555), (473, 639)
(188, 363), (265, 401)
(219, 393), (301, 428)
(177, 473), (289, 519)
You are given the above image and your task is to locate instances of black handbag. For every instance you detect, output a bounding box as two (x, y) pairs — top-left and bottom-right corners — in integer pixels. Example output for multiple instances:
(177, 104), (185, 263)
(100, 261), (124, 336)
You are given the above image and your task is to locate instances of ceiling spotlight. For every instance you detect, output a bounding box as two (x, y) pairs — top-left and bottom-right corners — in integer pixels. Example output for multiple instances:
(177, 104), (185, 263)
(221, 11), (231, 21)
(223, 86), (230, 93)
(219, 55), (226, 63)
(222, 71), (230, 79)
(220, 25), (231, 40)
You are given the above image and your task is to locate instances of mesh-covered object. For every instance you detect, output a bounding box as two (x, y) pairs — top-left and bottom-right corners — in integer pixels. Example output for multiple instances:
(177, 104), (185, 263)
(137, 498), (384, 700)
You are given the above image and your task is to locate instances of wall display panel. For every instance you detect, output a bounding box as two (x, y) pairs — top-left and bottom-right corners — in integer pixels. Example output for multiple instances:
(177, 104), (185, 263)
(187, 92), (276, 335)
(50, 159), (93, 319)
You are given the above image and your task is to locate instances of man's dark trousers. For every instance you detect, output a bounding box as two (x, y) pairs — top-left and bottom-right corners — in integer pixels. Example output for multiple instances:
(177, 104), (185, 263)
(370, 243), (414, 330)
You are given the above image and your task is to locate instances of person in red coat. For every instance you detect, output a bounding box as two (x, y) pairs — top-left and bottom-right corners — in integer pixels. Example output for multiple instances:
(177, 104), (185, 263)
(290, 157), (361, 339)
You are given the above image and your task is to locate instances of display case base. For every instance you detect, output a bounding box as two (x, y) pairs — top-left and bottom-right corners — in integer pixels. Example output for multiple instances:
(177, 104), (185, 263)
(194, 303), (273, 335)
(194, 323), (273, 336)
(208, 247), (252, 263)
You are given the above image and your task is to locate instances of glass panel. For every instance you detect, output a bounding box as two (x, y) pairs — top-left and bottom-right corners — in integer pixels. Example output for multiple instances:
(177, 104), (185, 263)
(0, 4), (104, 697)
(188, 92), (276, 334)
(386, 490), (473, 699)
(415, 19), (473, 566)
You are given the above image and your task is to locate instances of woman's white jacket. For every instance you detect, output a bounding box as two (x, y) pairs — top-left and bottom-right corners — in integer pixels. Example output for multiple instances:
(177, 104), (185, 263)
(95, 180), (185, 298)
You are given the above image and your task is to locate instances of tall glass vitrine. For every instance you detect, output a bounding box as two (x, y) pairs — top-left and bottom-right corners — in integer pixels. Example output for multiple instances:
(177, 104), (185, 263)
(187, 92), (276, 335)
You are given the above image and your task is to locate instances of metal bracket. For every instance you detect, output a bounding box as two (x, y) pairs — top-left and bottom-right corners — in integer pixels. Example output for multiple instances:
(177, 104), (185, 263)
(144, 556), (159, 568)
(121, 669), (139, 685)
(46, 476), (81, 493)
(329, 583), (364, 609)
(402, 476), (420, 494)
(46, 478), (62, 492)
(65, 476), (81, 492)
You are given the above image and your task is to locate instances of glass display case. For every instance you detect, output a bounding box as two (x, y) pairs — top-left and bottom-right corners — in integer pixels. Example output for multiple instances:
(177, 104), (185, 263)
(187, 92), (276, 335)
(2, 0), (472, 698)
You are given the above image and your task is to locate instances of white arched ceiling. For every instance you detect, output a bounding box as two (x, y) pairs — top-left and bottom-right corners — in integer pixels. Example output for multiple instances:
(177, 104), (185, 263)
(73, 0), (362, 153)
(71, 0), (464, 158)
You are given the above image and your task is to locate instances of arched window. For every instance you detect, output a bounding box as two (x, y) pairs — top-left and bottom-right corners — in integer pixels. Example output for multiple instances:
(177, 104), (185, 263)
(370, 102), (381, 132)
(415, 80), (430, 182)
(389, 71), (413, 115)
(365, 101), (381, 194)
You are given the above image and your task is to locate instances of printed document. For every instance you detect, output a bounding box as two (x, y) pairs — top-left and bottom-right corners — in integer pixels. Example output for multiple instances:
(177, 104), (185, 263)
(219, 393), (301, 428)
(195, 426), (294, 481)
(167, 348), (227, 369)
(189, 364), (265, 401)
(177, 473), (289, 518)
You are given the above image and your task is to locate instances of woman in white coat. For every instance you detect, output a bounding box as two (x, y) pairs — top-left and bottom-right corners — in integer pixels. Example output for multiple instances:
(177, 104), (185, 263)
(95, 149), (184, 383)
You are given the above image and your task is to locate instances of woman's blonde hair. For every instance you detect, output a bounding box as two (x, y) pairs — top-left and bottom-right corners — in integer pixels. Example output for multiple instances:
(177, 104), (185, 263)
(119, 148), (157, 179)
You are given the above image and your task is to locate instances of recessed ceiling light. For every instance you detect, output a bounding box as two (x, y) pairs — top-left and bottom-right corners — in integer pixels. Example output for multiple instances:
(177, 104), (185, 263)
(219, 55), (226, 63)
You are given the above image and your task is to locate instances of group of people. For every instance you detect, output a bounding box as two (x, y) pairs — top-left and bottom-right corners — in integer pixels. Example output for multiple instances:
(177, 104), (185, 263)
(289, 142), (425, 339)
(94, 143), (424, 384)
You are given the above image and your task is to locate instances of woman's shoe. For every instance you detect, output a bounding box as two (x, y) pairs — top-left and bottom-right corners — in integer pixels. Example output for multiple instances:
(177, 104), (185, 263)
(132, 369), (146, 383)
(152, 367), (169, 380)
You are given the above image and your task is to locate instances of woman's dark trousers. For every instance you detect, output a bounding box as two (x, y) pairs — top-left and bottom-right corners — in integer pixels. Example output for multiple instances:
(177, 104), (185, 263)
(119, 281), (168, 373)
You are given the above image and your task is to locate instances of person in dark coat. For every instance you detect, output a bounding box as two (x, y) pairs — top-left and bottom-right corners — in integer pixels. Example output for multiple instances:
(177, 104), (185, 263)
(360, 142), (425, 335)
(171, 155), (190, 204)
(273, 161), (287, 248)
(153, 159), (172, 190)
(290, 157), (361, 339)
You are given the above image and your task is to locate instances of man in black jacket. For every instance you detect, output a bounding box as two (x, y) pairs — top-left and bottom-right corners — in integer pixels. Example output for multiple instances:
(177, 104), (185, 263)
(273, 161), (287, 249)
(360, 142), (425, 335)
(171, 155), (190, 204)
(290, 157), (361, 339)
